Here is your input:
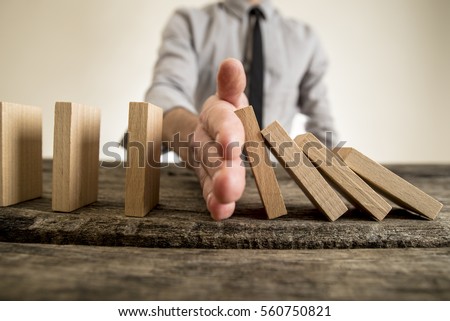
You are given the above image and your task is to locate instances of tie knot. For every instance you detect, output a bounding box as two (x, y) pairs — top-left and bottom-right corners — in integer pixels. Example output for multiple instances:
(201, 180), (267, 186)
(249, 7), (265, 20)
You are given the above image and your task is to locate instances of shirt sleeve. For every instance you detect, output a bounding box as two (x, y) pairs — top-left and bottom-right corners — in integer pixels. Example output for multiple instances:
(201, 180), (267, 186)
(297, 28), (337, 146)
(144, 9), (199, 115)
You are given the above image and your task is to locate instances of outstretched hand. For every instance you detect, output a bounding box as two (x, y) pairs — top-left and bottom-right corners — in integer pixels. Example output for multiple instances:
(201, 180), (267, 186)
(190, 58), (248, 220)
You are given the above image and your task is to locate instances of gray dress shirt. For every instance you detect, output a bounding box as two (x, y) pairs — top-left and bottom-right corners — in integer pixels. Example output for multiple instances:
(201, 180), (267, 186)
(145, 0), (336, 142)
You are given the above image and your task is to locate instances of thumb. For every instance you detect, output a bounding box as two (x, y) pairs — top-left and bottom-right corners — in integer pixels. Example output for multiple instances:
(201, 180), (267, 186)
(216, 58), (248, 108)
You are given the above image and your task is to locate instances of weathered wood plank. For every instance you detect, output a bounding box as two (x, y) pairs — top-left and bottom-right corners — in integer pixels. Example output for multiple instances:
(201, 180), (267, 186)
(0, 161), (448, 249)
(0, 242), (449, 300)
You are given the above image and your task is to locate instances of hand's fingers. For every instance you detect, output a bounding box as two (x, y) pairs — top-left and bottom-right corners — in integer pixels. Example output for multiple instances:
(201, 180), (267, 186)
(194, 163), (236, 221)
(194, 125), (245, 204)
(202, 58), (248, 158)
(195, 125), (223, 177)
(216, 58), (248, 107)
(207, 197), (236, 221)
(212, 162), (246, 204)
(195, 164), (214, 202)
(200, 98), (245, 160)
(192, 58), (249, 220)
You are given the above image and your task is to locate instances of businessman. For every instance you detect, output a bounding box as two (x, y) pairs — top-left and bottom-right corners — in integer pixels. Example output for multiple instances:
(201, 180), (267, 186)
(145, 0), (336, 220)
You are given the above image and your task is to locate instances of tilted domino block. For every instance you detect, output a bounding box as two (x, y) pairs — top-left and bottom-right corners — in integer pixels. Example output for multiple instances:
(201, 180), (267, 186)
(52, 102), (101, 212)
(335, 147), (443, 220)
(0, 102), (42, 206)
(235, 106), (287, 219)
(260, 121), (347, 221)
(294, 133), (391, 221)
(125, 102), (163, 217)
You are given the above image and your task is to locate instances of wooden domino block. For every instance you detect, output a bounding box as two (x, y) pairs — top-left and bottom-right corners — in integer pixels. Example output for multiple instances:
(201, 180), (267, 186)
(235, 106), (287, 219)
(125, 102), (163, 217)
(52, 102), (101, 212)
(261, 121), (347, 221)
(294, 133), (392, 221)
(0, 102), (42, 206)
(335, 147), (443, 220)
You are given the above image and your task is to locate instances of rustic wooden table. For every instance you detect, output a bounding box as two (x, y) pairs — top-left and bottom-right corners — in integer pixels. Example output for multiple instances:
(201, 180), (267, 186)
(0, 160), (449, 300)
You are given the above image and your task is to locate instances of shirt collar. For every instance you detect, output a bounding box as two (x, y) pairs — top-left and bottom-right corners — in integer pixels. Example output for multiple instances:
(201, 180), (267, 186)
(223, 0), (275, 20)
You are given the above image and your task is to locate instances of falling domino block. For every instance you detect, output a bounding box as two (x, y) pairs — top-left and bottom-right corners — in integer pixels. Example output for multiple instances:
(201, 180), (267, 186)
(261, 121), (347, 221)
(125, 102), (163, 217)
(294, 133), (392, 221)
(52, 102), (101, 212)
(235, 106), (287, 219)
(0, 102), (42, 206)
(335, 147), (443, 220)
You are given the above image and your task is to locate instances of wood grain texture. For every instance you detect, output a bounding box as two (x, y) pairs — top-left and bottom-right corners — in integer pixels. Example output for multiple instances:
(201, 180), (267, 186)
(294, 133), (391, 221)
(235, 106), (286, 219)
(336, 148), (443, 220)
(52, 102), (100, 212)
(125, 102), (162, 217)
(1, 242), (449, 300)
(261, 122), (347, 221)
(0, 102), (42, 206)
(0, 161), (449, 249)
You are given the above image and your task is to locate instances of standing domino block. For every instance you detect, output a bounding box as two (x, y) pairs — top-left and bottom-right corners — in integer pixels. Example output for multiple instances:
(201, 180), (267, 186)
(125, 102), (163, 217)
(0, 102), (42, 206)
(261, 121), (347, 221)
(235, 106), (287, 219)
(52, 102), (101, 212)
(294, 133), (392, 221)
(335, 147), (443, 220)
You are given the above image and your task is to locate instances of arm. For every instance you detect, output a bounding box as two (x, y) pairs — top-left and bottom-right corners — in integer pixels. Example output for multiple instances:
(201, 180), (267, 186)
(298, 30), (337, 147)
(145, 10), (199, 115)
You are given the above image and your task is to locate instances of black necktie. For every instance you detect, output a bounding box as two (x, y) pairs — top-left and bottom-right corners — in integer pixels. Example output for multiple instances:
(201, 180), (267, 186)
(249, 7), (264, 128)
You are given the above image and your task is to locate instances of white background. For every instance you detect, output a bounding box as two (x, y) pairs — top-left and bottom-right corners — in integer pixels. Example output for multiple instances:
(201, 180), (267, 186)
(1, 0), (449, 163)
